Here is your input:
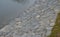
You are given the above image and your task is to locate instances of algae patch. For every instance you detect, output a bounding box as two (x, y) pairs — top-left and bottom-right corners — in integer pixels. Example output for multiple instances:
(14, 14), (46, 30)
(49, 11), (60, 37)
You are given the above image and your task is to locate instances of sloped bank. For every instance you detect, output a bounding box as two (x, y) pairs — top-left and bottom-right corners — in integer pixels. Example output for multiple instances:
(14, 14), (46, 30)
(49, 11), (60, 37)
(0, 0), (60, 37)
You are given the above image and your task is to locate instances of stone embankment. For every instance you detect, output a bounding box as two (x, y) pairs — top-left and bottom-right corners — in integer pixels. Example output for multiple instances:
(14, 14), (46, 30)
(0, 0), (60, 37)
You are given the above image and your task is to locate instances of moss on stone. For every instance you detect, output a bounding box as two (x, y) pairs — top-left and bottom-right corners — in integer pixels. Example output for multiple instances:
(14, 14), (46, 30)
(49, 11), (60, 37)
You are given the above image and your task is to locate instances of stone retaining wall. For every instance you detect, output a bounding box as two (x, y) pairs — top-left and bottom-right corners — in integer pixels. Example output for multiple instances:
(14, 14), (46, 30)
(0, 0), (60, 37)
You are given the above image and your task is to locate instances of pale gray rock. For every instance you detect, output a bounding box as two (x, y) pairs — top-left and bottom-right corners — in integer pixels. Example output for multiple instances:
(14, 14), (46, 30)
(0, 0), (60, 37)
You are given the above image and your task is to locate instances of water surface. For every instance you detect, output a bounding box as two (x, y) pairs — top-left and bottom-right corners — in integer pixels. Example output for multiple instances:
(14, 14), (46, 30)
(0, 0), (35, 29)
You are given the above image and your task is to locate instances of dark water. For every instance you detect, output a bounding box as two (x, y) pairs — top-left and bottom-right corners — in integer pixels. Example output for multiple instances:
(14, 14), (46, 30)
(0, 0), (35, 29)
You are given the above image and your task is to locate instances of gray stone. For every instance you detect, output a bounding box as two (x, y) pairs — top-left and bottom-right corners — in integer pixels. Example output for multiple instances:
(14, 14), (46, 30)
(0, 0), (60, 37)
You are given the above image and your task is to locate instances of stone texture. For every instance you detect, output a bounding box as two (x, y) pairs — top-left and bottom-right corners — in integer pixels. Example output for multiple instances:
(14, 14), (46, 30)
(0, 0), (60, 37)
